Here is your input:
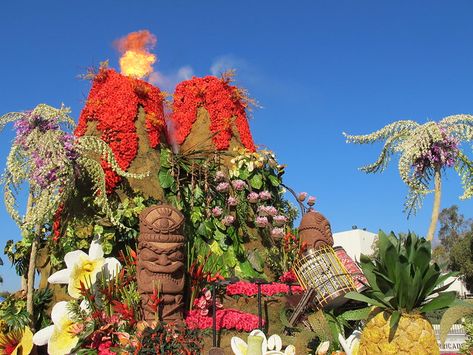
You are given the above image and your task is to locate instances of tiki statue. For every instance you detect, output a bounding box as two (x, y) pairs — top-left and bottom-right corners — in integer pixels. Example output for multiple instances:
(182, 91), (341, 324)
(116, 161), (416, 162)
(298, 210), (334, 250)
(138, 205), (186, 322)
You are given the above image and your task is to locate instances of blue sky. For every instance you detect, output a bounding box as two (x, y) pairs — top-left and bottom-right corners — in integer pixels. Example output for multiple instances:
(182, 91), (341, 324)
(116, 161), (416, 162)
(1, 0), (472, 291)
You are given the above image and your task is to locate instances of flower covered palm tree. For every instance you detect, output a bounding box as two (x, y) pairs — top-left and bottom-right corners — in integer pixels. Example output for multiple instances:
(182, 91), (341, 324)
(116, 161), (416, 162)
(0, 103), (145, 327)
(344, 114), (473, 241)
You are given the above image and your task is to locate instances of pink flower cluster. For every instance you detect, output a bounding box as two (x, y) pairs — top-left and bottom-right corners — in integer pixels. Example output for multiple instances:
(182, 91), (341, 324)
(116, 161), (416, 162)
(259, 190), (271, 201)
(232, 179), (247, 191)
(247, 192), (259, 203)
(222, 215), (235, 226)
(255, 216), (269, 228)
(216, 182), (230, 192)
(226, 281), (303, 297)
(279, 270), (298, 283)
(185, 309), (261, 332)
(227, 196), (238, 206)
(212, 206), (223, 217)
(257, 205), (277, 217)
(193, 289), (222, 316)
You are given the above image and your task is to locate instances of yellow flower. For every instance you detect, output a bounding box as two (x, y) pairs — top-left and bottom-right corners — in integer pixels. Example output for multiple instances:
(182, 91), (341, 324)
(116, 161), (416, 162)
(0, 327), (33, 355)
(48, 240), (121, 298)
(33, 301), (79, 355)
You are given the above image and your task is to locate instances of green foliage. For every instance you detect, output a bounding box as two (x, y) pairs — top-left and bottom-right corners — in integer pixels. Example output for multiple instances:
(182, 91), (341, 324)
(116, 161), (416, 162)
(449, 231), (473, 293)
(438, 205), (471, 251)
(4, 239), (29, 276)
(344, 115), (473, 215)
(461, 316), (473, 354)
(0, 294), (30, 332)
(345, 231), (457, 329)
(0, 288), (52, 333)
(51, 195), (150, 267)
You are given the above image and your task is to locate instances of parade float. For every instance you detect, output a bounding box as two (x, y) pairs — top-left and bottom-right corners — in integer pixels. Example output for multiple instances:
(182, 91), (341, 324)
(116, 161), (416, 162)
(0, 30), (472, 355)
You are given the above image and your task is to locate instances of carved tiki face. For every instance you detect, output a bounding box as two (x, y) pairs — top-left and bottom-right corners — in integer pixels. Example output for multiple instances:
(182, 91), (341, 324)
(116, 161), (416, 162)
(298, 211), (334, 250)
(137, 205), (186, 321)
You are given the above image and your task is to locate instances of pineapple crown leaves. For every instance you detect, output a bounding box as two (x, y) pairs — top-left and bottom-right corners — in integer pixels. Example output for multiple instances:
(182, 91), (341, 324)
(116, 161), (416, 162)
(343, 115), (473, 215)
(346, 231), (457, 321)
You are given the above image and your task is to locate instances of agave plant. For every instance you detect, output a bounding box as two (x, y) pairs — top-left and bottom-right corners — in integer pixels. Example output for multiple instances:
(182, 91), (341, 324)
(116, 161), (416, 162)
(344, 115), (473, 240)
(346, 231), (457, 354)
(0, 103), (145, 328)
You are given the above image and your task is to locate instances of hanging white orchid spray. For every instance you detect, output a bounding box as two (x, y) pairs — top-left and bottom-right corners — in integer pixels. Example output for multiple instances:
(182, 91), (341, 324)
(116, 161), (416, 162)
(344, 115), (473, 241)
(0, 103), (145, 328)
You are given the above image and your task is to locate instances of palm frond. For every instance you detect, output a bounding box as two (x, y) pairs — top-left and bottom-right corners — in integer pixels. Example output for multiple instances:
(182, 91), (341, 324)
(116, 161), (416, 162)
(359, 132), (405, 173)
(440, 114), (473, 126)
(77, 136), (149, 179)
(455, 151), (473, 200)
(445, 123), (473, 142)
(343, 120), (419, 144)
(31, 103), (76, 129)
(0, 112), (25, 131)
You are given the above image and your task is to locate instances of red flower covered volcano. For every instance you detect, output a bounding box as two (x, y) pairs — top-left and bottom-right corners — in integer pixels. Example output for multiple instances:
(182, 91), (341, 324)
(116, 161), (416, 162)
(75, 69), (165, 192)
(172, 76), (256, 152)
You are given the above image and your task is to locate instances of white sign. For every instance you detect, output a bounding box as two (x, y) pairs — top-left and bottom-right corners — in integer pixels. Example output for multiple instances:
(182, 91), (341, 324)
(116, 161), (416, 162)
(434, 324), (466, 354)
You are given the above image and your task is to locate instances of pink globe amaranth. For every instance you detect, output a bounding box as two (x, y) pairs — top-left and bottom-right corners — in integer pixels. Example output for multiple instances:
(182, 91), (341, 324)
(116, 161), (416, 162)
(216, 182), (230, 192)
(247, 192), (259, 203)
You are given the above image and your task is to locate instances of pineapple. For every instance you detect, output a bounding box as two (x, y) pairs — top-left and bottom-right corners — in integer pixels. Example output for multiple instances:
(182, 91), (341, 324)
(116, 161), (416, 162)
(346, 231), (457, 355)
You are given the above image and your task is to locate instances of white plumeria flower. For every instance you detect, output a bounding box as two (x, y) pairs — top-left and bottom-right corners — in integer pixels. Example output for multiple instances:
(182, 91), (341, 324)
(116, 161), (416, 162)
(48, 239), (121, 298)
(231, 331), (295, 355)
(32, 301), (80, 355)
(344, 331), (361, 355)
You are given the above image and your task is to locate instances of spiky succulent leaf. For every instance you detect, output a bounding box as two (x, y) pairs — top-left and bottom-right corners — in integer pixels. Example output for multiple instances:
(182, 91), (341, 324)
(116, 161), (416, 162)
(420, 291), (457, 313)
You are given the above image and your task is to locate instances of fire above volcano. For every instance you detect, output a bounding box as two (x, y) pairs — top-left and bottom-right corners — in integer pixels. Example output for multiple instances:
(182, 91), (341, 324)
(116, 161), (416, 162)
(114, 30), (157, 79)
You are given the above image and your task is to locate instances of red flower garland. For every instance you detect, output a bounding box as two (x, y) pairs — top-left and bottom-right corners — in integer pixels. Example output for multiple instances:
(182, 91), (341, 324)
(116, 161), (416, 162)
(226, 281), (303, 297)
(75, 69), (165, 192)
(185, 309), (261, 332)
(172, 76), (255, 151)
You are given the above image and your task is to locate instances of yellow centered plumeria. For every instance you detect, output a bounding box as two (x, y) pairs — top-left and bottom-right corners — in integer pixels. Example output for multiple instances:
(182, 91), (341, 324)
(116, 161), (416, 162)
(33, 301), (80, 355)
(48, 239), (121, 298)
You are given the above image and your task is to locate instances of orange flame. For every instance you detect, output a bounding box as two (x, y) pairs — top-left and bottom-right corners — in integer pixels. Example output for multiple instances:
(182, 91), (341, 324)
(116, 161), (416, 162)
(114, 30), (157, 79)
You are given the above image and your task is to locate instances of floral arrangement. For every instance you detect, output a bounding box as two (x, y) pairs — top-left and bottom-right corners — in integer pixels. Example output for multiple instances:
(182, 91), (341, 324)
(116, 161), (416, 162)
(172, 74), (256, 151)
(76, 68), (166, 192)
(159, 146), (298, 280)
(0, 53), (334, 354)
(185, 308), (261, 332)
(30, 240), (203, 354)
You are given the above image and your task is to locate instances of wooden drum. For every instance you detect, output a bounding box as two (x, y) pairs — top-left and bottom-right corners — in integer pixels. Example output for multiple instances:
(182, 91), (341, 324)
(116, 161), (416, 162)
(293, 245), (356, 310)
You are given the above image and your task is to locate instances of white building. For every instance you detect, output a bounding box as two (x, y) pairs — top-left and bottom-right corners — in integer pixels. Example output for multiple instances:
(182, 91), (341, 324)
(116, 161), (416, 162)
(332, 228), (378, 262)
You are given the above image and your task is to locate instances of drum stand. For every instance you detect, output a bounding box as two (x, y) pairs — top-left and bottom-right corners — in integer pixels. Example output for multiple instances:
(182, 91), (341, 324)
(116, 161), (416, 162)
(288, 288), (316, 327)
